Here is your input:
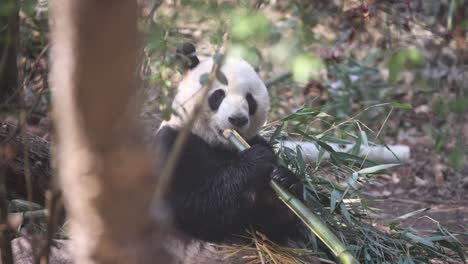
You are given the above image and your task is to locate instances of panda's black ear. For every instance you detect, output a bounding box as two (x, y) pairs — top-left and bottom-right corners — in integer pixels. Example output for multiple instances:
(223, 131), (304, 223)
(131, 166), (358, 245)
(176, 43), (200, 70)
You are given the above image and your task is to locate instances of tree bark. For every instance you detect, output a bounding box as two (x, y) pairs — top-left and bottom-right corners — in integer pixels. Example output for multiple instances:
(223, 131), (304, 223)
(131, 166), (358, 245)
(49, 0), (171, 263)
(0, 122), (51, 203)
(0, 0), (19, 110)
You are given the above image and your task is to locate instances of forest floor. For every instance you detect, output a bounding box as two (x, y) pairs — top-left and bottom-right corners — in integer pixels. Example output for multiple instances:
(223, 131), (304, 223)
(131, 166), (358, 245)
(367, 108), (468, 244)
(6, 0), (467, 252)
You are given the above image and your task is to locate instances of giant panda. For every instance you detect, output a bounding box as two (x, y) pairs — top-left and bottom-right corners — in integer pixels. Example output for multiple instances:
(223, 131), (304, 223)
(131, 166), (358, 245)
(155, 44), (307, 262)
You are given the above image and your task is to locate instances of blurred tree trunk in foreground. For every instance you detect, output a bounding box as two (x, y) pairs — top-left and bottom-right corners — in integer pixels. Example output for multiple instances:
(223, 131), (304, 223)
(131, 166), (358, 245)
(0, 0), (19, 109)
(49, 0), (171, 263)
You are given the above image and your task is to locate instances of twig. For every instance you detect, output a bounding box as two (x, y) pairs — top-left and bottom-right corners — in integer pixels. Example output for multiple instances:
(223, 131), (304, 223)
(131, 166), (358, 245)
(22, 44), (49, 90)
(0, 0), (18, 84)
(0, 43), (48, 111)
(251, 227), (266, 264)
(0, 33), (10, 83)
(145, 0), (163, 28)
(223, 129), (359, 264)
(153, 52), (226, 201)
(38, 190), (62, 264)
(138, 0), (163, 84)
(20, 111), (36, 220)
(0, 168), (14, 264)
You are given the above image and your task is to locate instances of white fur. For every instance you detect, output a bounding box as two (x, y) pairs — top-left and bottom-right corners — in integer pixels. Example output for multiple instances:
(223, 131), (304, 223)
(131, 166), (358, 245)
(160, 57), (270, 147)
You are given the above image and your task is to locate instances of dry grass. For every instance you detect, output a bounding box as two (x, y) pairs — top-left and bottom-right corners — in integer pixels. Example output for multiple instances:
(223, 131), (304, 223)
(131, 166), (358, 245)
(210, 230), (322, 264)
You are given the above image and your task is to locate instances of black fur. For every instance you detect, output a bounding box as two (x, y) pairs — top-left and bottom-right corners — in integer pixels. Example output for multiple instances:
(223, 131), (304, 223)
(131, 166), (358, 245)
(176, 43), (200, 70)
(246, 93), (257, 116)
(155, 126), (301, 243)
(208, 89), (225, 111)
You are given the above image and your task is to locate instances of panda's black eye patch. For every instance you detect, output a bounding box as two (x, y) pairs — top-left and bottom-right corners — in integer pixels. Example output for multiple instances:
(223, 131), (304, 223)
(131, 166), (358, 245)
(208, 89), (225, 111)
(246, 93), (257, 116)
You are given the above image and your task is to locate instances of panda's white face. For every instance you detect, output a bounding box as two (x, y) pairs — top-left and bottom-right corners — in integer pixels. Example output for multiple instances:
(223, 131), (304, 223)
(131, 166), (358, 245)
(162, 57), (270, 147)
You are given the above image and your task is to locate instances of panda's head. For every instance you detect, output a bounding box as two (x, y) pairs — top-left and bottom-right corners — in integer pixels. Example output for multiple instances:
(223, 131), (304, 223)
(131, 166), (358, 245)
(162, 46), (269, 147)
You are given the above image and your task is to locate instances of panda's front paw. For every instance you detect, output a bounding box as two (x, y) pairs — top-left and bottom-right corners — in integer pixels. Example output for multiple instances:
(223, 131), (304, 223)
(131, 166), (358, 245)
(271, 166), (302, 197)
(240, 144), (276, 164)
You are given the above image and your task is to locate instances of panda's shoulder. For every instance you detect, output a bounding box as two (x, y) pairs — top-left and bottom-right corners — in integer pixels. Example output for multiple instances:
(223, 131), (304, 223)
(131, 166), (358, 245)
(155, 125), (178, 144)
(154, 125), (213, 154)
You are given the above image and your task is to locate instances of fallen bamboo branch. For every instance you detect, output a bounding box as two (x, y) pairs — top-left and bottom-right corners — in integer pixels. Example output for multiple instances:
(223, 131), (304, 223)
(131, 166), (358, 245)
(283, 141), (410, 164)
(223, 129), (359, 264)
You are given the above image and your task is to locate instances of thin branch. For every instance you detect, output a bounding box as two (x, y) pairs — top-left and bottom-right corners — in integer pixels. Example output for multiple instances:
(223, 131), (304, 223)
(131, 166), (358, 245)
(21, 112), (35, 214)
(0, 169), (14, 264)
(37, 190), (62, 264)
(153, 52), (225, 201)
(145, 0), (163, 28)
(22, 43), (49, 90)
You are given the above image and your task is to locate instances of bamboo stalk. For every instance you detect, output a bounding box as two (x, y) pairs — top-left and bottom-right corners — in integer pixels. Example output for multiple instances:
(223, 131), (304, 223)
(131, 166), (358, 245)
(223, 129), (359, 264)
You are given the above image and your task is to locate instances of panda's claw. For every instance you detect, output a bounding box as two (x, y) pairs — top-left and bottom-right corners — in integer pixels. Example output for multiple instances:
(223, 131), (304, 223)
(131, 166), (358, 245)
(271, 166), (302, 197)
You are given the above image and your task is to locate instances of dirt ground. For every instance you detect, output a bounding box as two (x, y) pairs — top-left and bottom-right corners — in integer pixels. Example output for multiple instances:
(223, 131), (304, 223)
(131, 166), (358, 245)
(365, 107), (468, 244)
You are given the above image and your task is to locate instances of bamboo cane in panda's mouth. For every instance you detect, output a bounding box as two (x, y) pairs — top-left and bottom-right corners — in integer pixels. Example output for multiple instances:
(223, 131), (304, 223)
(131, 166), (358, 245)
(222, 129), (359, 264)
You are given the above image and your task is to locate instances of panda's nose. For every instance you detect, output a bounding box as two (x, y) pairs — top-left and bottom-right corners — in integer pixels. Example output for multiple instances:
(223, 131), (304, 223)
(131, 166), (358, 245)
(228, 115), (248, 127)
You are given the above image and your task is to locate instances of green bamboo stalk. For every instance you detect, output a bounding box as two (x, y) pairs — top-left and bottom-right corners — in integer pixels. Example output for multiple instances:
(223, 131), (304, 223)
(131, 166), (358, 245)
(223, 129), (359, 264)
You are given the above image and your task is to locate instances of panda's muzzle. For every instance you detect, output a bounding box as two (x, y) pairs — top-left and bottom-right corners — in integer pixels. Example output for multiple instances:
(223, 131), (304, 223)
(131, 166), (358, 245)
(228, 115), (248, 128)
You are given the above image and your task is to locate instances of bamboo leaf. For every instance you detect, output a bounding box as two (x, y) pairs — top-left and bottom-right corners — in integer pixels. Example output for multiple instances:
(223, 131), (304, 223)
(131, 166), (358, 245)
(330, 189), (340, 212)
(404, 232), (435, 248)
(340, 202), (352, 223)
(216, 70), (228, 85)
(199, 73), (209, 85)
(295, 145), (306, 174)
(269, 123), (284, 144)
(392, 102), (413, 111)
(358, 163), (400, 174)
(392, 208), (430, 221)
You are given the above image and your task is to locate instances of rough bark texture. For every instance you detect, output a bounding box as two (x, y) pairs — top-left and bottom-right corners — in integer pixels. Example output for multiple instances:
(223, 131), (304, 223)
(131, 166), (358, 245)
(0, 122), (51, 203)
(0, 0), (19, 109)
(49, 0), (171, 263)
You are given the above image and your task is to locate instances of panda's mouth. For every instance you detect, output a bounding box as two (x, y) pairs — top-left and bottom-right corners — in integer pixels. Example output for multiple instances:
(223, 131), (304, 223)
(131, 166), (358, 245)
(212, 126), (228, 141)
(216, 127), (237, 137)
(215, 127), (234, 143)
(212, 125), (246, 144)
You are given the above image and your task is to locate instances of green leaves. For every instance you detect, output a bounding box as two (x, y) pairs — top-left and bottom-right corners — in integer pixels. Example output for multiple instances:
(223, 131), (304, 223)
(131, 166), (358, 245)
(0, 2), (16, 16)
(231, 12), (271, 41)
(387, 48), (424, 82)
(291, 54), (324, 83)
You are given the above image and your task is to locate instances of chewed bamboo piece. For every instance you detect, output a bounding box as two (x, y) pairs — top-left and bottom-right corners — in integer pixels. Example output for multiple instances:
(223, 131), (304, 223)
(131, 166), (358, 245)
(223, 129), (359, 264)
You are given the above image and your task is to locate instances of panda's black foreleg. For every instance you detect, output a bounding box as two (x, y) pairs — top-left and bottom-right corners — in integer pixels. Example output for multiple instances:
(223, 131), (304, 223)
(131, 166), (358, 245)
(172, 143), (278, 242)
(247, 136), (303, 196)
(236, 142), (305, 244)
